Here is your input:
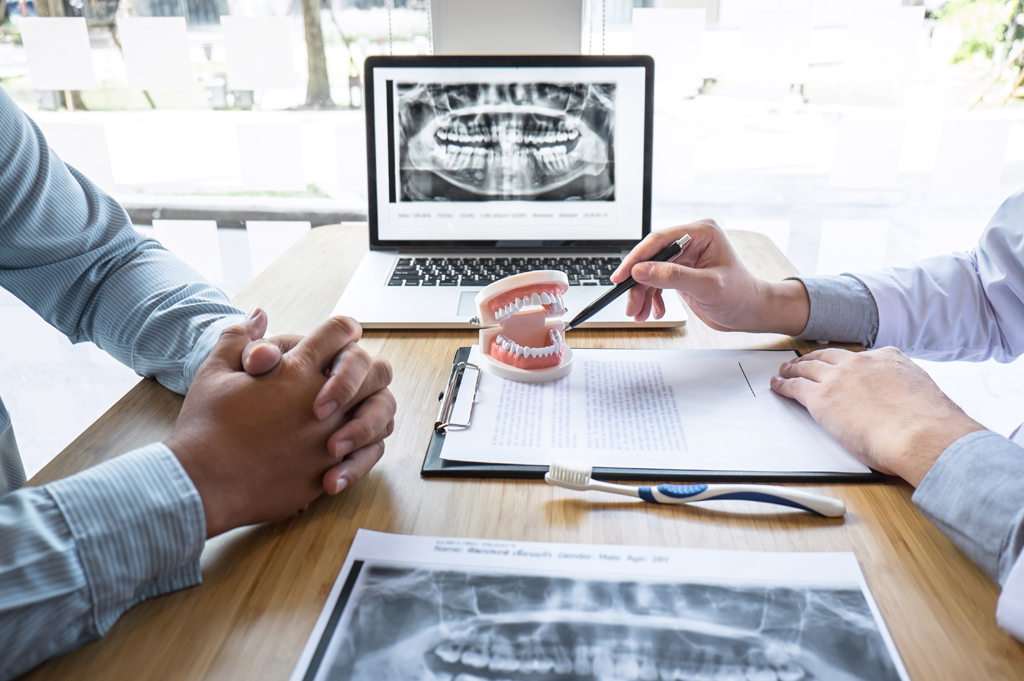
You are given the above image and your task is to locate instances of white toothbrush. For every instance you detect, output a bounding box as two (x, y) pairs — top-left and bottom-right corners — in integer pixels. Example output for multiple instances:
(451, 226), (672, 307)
(544, 460), (846, 518)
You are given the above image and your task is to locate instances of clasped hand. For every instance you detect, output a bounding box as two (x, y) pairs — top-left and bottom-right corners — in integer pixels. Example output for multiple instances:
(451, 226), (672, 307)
(166, 310), (395, 538)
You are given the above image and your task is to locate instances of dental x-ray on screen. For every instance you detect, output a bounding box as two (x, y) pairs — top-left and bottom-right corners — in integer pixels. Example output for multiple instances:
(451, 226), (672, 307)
(398, 82), (616, 202)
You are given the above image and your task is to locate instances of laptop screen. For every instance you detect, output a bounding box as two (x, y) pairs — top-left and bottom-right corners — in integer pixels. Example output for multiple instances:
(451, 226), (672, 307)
(364, 55), (654, 250)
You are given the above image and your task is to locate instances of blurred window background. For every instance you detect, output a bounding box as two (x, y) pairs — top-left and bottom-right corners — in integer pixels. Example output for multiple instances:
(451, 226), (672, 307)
(4, 0), (1024, 475)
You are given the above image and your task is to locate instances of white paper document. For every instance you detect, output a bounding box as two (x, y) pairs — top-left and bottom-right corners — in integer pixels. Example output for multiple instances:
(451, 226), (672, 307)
(441, 347), (870, 474)
(291, 529), (909, 681)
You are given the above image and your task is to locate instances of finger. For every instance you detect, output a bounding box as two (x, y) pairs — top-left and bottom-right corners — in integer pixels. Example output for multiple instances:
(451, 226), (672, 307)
(631, 261), (721, 299)
(204, 307), (267, 373)
(778, 358), (831, 383)
(634, 286), (656, 323)
(291, 316), (363, 374)
(652, 290), (666, 320)
(265, 334), (303, 355)
(790, 348), (852, 366)
(344, 357), (394, 409)
(322, 441), (386, 494)
(246, 307), (268, 340)
(242, 333), (302, 378)
(329, 389), (397, 458)
(769, 375), (818, 405)
(313, 343), (373, 420)
(242, 340), (283, 376)
(625, 284), (650, 318)
(611, 228), (690, 283)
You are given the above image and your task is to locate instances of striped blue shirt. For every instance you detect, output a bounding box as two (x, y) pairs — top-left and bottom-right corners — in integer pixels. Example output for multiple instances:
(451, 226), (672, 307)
(0, 85), (243, 679)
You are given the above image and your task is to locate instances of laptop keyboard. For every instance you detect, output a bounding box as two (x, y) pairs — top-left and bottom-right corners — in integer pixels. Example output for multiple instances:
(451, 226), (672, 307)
(387, 256), (622, 287)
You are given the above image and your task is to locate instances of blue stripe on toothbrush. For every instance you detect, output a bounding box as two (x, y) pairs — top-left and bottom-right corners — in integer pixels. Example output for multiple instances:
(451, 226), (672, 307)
(699, 492), (824, 517)
(655, 484), (709, 498)
(644, 484), (827, 516)
(638, 484), (708, 504)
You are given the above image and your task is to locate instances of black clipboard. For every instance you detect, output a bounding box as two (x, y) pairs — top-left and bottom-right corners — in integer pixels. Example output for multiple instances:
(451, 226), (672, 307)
(421, 347), (884, 482)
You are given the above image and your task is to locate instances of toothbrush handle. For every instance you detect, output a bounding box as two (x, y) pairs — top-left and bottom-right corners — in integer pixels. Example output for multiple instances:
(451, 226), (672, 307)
(638, 484), (846, 518)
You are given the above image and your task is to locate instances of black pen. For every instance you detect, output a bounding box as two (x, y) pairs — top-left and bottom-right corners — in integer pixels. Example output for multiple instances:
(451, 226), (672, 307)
(565, 234), (692, 331)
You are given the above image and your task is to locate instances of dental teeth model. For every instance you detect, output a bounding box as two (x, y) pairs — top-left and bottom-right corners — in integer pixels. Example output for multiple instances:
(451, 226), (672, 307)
(474, 270), (573, 383)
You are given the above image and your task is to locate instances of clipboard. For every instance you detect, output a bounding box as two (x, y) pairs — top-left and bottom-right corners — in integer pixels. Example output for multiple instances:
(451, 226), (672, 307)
(421, 347), (884, 482)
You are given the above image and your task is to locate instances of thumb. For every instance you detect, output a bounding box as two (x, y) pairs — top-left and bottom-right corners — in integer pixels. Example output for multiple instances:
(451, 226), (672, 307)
(207, 307), (268, 373)
(631, 261), (719, 298)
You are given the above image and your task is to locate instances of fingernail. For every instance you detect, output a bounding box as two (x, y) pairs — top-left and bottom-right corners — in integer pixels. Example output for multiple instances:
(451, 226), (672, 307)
(246, 306), (261, 321)
(316, 400), (338, 421)
(333, 477), (349, 494)
(335, 439), (354, 458)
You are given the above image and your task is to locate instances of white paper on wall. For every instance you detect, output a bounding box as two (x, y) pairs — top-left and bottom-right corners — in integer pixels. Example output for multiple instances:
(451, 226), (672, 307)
(336, 123), (368, 199)
(221, 16), (297, 90)
(20, 18), (97, 90)
(738, 8), (813, 84)
(931, 119), (1011, 194)
(844, 7), (924, 83)
(829, 118), (905, 189)
(118, 17), (194, 91)
(246, 221), (311, 277)
(725, 220), (791, 255)
(153, 220), (224, 284)
(38, 123), (116, 191)
(917, 219), (987, 260)
(236, 124), (306, 191)
(632, 8), (705, 106)
(817, 220), (889, 275)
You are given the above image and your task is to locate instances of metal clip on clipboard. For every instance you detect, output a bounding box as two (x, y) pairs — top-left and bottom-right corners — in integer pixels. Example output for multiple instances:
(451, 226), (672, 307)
(435, 362), (481, 434)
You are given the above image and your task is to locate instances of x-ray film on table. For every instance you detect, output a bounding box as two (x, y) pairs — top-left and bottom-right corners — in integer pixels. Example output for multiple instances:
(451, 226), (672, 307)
(291, 530), (909, 681)
(442, 347), (869, 474)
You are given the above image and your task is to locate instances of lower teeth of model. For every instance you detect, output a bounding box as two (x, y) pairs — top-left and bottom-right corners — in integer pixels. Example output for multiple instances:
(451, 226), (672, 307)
(494, 292), (564, 321)
(496, 331), (561, 359)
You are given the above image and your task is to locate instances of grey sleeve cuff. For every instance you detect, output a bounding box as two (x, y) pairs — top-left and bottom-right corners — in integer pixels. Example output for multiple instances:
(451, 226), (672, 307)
(789, 274), (880, 346)
(912, 430), (1024, 584)
(45, 443), (206, 635)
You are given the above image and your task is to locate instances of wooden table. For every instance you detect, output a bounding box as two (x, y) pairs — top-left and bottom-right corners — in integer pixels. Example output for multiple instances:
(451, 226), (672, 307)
(24, 225), (1024, 680)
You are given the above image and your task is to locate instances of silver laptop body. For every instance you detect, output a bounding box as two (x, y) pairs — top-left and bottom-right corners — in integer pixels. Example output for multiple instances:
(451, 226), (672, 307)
(333, 54), (687, 330)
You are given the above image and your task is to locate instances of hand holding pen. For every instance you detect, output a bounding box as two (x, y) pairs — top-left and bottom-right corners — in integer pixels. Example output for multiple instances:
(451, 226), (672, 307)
(566, 234), (692, 331)
(605, 220), (810, 334)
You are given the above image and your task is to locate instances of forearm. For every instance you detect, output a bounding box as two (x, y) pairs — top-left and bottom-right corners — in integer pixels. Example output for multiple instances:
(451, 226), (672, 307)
(0, 445), (206, 680)
(0, 86), (242, 394)
(913, 431), (1024, 585)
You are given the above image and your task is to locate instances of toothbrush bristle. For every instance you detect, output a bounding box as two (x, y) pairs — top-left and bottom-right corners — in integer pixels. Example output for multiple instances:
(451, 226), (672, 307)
(547, 460), (593, 487)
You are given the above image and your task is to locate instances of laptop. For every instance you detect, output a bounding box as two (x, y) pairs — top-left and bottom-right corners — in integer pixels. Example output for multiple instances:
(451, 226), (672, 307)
(332, 54), (688, 329)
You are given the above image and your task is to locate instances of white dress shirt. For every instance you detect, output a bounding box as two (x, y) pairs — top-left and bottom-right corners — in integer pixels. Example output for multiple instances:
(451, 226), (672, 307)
(793, 188), (1024, 643)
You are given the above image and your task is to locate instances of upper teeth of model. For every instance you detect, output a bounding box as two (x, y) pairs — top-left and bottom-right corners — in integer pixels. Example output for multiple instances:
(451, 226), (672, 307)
(496, 330), (562, 358)
(494, 291), (564, 321)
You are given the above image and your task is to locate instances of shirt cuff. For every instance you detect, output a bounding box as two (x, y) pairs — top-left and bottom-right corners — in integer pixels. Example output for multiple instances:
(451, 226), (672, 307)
(788, 274), (879, 346)
(44, 443), (206, 636)
(912, 430), (1024, 584)
(181, 314), (245, 392)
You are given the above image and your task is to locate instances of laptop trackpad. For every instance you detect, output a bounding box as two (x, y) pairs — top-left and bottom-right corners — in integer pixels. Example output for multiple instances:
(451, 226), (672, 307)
(457, 291), (481, 317)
